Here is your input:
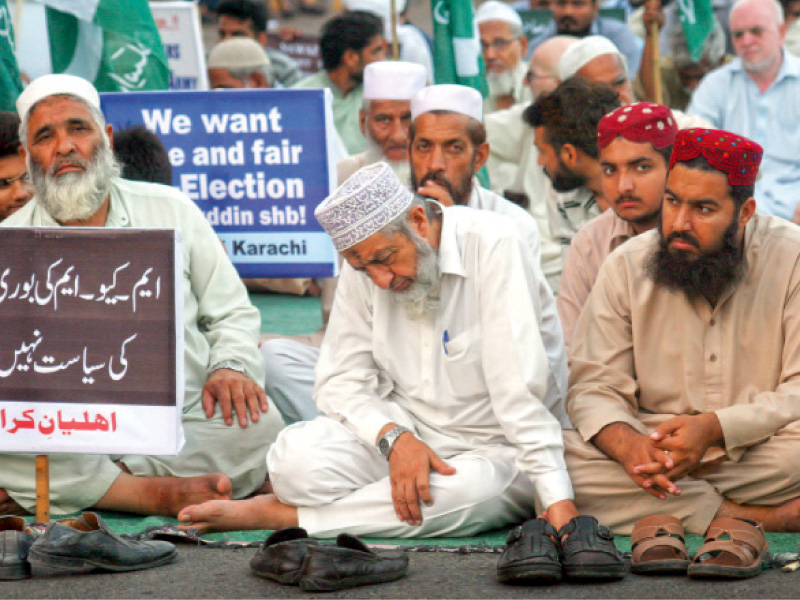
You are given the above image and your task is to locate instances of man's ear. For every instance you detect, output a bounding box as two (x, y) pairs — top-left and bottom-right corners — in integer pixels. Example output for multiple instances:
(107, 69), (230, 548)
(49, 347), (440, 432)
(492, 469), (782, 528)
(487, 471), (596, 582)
(359, 108), (367, 136)
(559, 143), (578, 168)
(519, 36), (529, 59)
(106, 123), (114, 149)
(472, 141), (490, 173)
(257, 32), (268, 46)
(408, 204), (429, 238)
(342, 48), (359, 70)
(738, 196), (757, 229)
(250, 72), (269, 88)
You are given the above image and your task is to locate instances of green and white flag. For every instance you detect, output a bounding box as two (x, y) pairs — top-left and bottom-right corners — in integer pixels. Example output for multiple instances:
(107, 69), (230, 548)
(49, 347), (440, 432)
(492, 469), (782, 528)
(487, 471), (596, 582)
(19, 0), (169, 92)
(0, 0), (23, 112)
(430, 0), (488, 96)
(677, 0), (716, 62)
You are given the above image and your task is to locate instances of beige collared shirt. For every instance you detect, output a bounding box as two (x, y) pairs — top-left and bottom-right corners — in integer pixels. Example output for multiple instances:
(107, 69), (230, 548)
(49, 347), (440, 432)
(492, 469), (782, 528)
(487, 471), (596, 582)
(557, 209), (637, 357)
(568, 214), (800, 462)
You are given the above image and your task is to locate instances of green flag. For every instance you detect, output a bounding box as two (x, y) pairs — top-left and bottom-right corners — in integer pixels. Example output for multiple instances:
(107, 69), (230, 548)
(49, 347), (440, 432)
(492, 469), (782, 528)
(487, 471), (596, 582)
(40, 0), (169, 92)
(430, 0), (488, 96)
(677, 0), (716, 62)
(0, 0), (23, 112)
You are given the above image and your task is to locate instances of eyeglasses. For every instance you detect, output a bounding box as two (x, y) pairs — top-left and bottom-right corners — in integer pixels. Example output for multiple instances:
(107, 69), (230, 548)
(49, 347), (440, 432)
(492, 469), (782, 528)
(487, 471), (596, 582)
(480, 38), (516, 52)
(524, 71), (558, 84)
(0, 172), (29, 189)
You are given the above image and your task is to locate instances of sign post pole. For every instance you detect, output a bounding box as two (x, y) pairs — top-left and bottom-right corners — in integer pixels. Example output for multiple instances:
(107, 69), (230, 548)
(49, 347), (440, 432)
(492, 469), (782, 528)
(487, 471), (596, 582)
(35, 455), (50, 523)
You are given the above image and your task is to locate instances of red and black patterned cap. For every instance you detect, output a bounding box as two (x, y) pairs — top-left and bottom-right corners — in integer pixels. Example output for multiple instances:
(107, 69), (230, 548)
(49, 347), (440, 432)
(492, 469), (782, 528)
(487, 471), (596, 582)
(598, 102), (677, 151)
(669, 128), (763, 186)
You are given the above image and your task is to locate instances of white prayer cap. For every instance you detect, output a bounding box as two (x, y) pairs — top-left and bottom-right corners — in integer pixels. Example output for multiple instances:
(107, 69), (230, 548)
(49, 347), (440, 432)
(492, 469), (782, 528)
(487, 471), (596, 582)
(558, 35), (628, 81)
(207, 37), (271, 71)
(475, 1), (523, 29)
(315, 162), (413, 252)
(364, 61), (427, 101)
(411, 84), (483, 122)
(17, 74), (100, 124)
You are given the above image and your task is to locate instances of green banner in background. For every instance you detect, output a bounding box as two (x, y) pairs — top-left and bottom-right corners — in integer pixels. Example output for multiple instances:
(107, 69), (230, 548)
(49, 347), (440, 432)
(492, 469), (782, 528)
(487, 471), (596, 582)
(0, 0), (23, 112)
(676, 0), (715, 61)
(430, 0), (489, 97)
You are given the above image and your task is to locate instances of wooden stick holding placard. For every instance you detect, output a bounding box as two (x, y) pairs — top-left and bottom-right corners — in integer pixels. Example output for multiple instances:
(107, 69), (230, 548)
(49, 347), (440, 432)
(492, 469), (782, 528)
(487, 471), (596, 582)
(390, 0), (400, 60)
(35, 455), (50, 523)
(650, 21), (663, 105)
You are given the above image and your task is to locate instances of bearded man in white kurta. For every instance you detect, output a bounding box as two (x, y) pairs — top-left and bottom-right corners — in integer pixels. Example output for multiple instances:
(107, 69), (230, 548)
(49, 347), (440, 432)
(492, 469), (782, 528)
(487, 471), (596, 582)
(177, 162), (580, 538)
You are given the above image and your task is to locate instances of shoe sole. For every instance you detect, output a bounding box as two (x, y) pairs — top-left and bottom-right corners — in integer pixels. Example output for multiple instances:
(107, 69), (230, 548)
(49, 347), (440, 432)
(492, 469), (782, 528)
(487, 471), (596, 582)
(28, 547), (178, 573)
(250, 567), (303, 585)
(687, 560), (763, 580)
(497, 563), (562, 585)
(563, 563), (627, 581)
(631, 559), (690, 575)
(300, 569), (406, 592)
(0, 563), (32, 580)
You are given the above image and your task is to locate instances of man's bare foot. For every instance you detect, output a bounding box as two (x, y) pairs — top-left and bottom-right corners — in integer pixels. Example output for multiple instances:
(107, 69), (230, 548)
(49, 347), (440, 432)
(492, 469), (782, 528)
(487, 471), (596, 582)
(0, 488), (27, 516)
(715, 497), (800, 532)
(96, 472), (233, 517)
(177, 493), (298, 533)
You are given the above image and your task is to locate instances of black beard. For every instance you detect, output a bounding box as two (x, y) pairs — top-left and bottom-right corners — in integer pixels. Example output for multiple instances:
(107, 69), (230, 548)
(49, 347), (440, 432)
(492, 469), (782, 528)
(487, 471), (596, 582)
(548, 156), (586, 192)
(646, 215), (745, 302)
(556, 20), (592, 37)
(411, 168), (473, 205)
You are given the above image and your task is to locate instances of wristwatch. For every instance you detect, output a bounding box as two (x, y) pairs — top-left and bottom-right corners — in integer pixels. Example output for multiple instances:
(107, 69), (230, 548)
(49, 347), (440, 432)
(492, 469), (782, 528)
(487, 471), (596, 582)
(378, 426), (410, 459)
(210, 359), (247, 375)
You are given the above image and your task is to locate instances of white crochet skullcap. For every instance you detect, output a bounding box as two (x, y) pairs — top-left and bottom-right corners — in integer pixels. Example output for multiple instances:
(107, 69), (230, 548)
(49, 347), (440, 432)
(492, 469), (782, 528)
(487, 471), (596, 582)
(475, 1), (523, 28)
(558, 35), (628, 81)
(364, 61), (427, 100)
(315, 162), (413, 251)
(411, 84), (483, 122)
(17, 74), (100, 124)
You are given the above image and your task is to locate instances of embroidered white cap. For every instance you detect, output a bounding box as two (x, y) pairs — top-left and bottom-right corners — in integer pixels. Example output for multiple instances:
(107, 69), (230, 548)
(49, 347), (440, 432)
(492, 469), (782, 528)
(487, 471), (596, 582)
(17, 74), (101, 124)
(364, 61), (427, 101)
(315, 162), (414, 251)
(411, 84), (483, 122)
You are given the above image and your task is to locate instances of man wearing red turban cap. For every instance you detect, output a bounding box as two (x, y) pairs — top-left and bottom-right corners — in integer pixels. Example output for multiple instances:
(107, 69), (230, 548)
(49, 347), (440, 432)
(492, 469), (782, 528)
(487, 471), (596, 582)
(563, 128), (800, 553)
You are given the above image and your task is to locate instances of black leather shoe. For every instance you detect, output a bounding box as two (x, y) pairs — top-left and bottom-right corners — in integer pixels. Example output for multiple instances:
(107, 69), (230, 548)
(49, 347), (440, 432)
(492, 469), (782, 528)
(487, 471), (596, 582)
(299, 533), (408, 592)
(249, 527), (319, 585)
(0, 516), (36, 580)
(28, 512), (176, 573)
(558, 516), (626, 581)
(497, 518), (562, 585)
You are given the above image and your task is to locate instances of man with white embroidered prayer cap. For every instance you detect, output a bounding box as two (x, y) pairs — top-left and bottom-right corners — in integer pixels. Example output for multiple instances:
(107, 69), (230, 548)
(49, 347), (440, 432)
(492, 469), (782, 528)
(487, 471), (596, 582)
(476, 0), (531, 113)
(176, 162), (599, 550)
(0, 73), (284, 518)
(410, 83), (569, 422)
(259, 60), (427, 427)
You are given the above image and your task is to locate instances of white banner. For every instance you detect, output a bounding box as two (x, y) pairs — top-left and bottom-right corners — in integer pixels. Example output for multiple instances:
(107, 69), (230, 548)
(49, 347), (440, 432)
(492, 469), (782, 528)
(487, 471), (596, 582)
(150, 1), (208, 90)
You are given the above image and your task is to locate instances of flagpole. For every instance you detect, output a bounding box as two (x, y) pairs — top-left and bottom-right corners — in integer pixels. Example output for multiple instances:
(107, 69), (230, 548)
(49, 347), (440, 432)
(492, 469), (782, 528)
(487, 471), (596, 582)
(650, 21), (663, 104)
(390, 0), (399, 59)
(13, 0), (23, 47)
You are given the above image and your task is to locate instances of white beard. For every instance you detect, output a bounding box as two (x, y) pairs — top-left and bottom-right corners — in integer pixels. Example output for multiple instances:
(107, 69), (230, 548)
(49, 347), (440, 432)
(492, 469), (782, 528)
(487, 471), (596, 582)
(392, 234), (441, 320)
(487, 69), (518, 97)
(29, 142), (121, 223)
(364, 135), (411, 188)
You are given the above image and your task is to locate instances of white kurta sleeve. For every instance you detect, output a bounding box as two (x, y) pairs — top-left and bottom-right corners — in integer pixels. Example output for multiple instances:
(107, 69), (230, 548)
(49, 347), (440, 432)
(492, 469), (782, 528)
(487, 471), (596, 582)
(478, 231), (574, 509)
(314, 263), (396, 447)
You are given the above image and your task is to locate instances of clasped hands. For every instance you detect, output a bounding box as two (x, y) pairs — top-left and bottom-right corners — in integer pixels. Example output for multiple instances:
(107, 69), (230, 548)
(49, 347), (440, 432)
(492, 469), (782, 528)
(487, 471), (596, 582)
(621, 414), (723, 500)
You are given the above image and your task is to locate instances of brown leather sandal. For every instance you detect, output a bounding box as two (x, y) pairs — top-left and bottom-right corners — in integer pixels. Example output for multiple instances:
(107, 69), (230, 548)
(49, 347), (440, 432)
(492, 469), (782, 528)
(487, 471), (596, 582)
(630, 515), (691, 575)
(687, 517), (768, 579)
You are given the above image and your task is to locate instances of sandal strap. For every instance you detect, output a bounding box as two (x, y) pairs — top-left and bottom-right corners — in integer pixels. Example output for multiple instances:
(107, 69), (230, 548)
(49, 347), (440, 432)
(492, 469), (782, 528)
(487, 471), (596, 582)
(631, 515), (686, 547)
(693, 540), (758, 566)
(704, 518), (768, 555)
(631, 535), (689, 563)
(557, 516), (618, 558)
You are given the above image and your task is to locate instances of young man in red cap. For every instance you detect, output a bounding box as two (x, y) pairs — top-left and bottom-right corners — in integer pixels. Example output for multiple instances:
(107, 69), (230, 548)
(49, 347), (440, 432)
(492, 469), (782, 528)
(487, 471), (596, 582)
(558, 103), (677, 356)
(563, 128), (800, 538)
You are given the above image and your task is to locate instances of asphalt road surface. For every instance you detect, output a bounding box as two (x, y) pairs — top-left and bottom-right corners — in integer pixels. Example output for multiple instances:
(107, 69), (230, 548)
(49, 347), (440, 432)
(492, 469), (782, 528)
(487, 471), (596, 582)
(4, 545), (800, 598)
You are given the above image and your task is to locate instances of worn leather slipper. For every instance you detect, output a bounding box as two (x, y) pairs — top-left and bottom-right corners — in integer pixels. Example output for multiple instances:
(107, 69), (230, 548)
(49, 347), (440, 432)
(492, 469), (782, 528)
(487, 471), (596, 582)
(558, 516), (626, 581)
(630, 515), (691, 575)
(688, 517), (768, 580)
(496, 518), (562, 585)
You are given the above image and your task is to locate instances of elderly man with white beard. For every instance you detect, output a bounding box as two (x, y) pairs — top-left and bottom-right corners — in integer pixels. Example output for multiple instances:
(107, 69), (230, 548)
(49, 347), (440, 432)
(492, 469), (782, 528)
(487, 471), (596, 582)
(176, 162), (594, 547)
(0, 74), (284, 518)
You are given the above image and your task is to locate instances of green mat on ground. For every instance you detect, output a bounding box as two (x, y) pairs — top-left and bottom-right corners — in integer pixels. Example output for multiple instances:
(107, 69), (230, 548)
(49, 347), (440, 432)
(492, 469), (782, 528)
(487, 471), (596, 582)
(249, 292), (322, 336)
(29, 512), (800, 555)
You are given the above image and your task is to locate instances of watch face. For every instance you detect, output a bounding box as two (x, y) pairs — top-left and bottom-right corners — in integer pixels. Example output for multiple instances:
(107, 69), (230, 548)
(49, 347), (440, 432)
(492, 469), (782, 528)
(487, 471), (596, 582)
(379, 438), (389, 455)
